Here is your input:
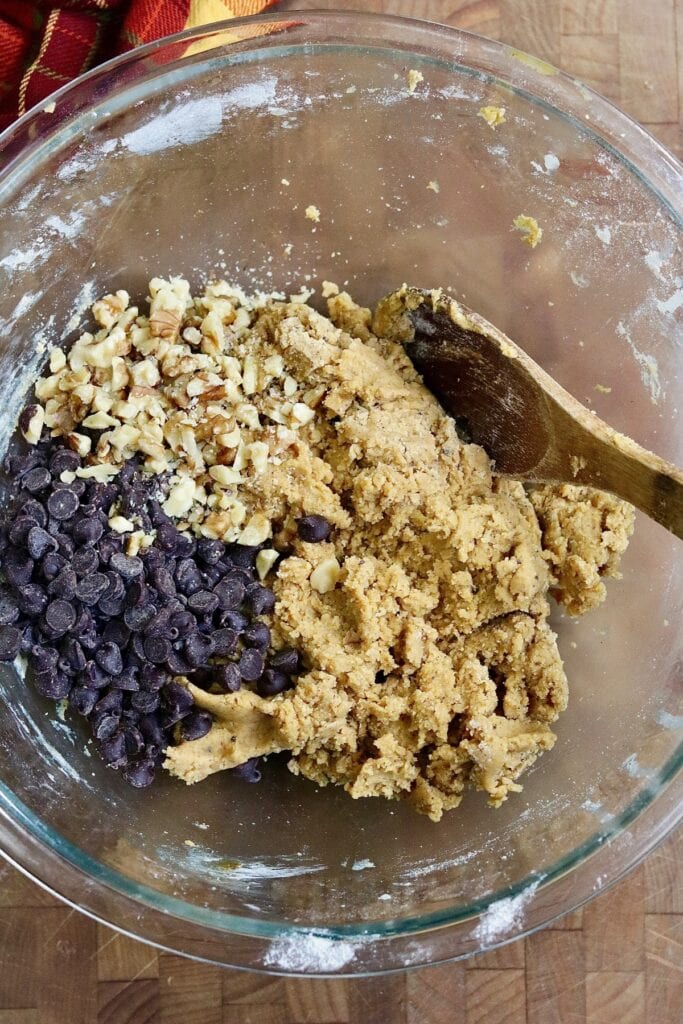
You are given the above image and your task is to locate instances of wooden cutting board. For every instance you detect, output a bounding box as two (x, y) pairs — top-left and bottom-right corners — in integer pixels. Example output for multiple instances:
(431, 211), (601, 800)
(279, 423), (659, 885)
(1, 2), (681, 1021)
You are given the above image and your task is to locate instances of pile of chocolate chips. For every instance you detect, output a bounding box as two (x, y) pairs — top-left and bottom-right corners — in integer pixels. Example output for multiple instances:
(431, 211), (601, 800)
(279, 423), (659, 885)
(0, 439), (302, 787)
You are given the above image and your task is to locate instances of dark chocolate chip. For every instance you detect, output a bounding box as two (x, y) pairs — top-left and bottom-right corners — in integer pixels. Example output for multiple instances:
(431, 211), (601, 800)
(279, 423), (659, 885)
(257, 669), (290, 697)
(143, 635), (171, 664)
(26, 526), (58, 559)
(230, 757), (262, 783)
(214, 577), (245, 611)
(20, 500), (47, 527)
(122, 760), (155, 788)
(186, 589), (219, 615)
(34, 669), (71, 699)
(49, 448), (81, 476)
(214, 662), (241, 692)
(140, 665), (167, 691)
(243, 622), (270, 650)
(184, 632), (215, 667)
(217, 609), (247, 633)
(72, 547), (99, 576)
(95, 642), (123, 676)
(47, 568), (77, 601)
(17, 583), (48, 617)
(47, 488), (79, 520)
(69, 685), (99, 716)
(40, 551), (67, 581)
(270, 648), (300, 675)
(196, 538), (225, 565)
(238, 648), (264, 682)
(9, 516), (38, 546)
(93, 711), (119, 740)
(72, 518), (103, 546)
(24, 467), (51, 494)
(44, 599), (76, 636)
(151, 567), (175, 598)
(297, 514), (332, 543)
(109, 552), (143, 579)
(102, 620), (130, 648)
(131, 690), (160, 714)
(180, 710), (213, 741)
(0, 590), (19, 625)
(169, 610), (196, 638)
(211, 627), (237, 657)
(75, 573), (109, 605)
(99, 731), (127, 768)
(226, 544), (258, 569)
(244, 583), (276, 616)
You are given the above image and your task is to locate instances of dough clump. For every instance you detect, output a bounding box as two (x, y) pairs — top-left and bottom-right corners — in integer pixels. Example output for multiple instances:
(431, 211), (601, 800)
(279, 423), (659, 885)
(165, 289), (633, 820)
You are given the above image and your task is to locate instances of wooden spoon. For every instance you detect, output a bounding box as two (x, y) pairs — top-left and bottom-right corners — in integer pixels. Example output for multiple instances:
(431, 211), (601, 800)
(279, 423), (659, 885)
(377, 286), (683, 538)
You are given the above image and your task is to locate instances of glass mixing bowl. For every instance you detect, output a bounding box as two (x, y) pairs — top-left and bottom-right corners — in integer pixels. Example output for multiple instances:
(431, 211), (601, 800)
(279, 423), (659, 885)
(0, 11), (680, 976)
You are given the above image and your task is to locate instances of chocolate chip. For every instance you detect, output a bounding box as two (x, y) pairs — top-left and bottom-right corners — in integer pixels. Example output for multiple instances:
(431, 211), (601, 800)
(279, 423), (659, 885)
(139, 714), (165, 746)
(257, 669), (289, 697)
(186, 589), (219, 615)
(17, 583), (48, 617)
(270, 648), (300, 675)
(93, 712), (119, 740)
(180, 710), (213, 741)
(169, 610), (196, 638)
(151, 566), (175, 597)
(47, 568), (77, 601)
(9, 516), (38, 546)
(44, 599), (76, 636)
(226, 544), (258, 569)
(143, 635), (171, 664)
(40, 551), (67, 581)
(122, 760), (155, 788)
(24, 467), (51, 494)
(61, 638), (87, 672)
(75, 573), (109, 605)
(140, 665), (167, 691)
(244, 583), (275, 616)
(20, 500), (47, 527)
(47, 488), (79, 520)
(110, 552), (143, 579)
(196, 538), (225, 565)
(34, 670), (71, 699)
(238, 648), (265, 682)
(231, 757), (262, 783)
(96, 642), (123, 676)
(156, 524), (180, 552)
(115, 669), (139, 691)
(175, 559), (203, 596)
(214, 662), (241, 692)
(72, 547), (99, 576)
(72, 518), (104, 546)
(124, 604), (157, 632)
(102, 620), (130, 648)
(99, 731), (127, 767)
(165, 649), (192, 675)
(98, 596), (125, 618)
(243, 622), (270, 650)
(3, 550), (34, 587)
(0, 625), (21, 661)
(211, 627), (237, 657)
(26, 526), (58, 560)
(69, 686), (99, 716)
(184, 632), (215, 667)
(297, 514), (332, 543)
(214, 577), (245, 611)
(217, 609), (247, 633)
(131, 690), (160, 714)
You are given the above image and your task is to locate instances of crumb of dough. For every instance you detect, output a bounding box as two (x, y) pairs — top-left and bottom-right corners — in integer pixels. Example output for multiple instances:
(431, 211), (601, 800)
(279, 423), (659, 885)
(305, 205), (320, 222)
(407, 69), (424, 94)
(427, 180), (440, 193)
(478, 105), (507, 128)
(321, 281), (340, 298)
(163, 286), (634, 821)
(513, 214), (543, 248)
(43, 100), (56, 114)
(569, 455), (587, 477)
(281, 178), (290, 186)
(595, 384), (612, 394)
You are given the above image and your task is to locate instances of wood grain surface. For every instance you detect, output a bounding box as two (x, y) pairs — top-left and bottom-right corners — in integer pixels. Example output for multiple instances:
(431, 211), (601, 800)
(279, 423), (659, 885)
(1, 2), (681, 1022)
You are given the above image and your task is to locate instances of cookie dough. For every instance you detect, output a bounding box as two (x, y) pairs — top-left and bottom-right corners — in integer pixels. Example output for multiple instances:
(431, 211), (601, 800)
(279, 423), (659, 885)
(165, 288), (634, 820)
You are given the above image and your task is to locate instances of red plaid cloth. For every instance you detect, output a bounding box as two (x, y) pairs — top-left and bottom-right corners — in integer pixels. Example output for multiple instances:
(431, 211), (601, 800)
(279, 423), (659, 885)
(0, 0), (277, 131)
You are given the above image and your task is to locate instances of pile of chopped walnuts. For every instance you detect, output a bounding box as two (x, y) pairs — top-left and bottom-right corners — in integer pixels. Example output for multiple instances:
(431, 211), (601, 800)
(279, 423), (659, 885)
(22, 278), (324, 560)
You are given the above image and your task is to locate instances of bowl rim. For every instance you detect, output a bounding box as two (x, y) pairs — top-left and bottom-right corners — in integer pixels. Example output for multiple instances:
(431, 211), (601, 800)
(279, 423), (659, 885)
(0, 8), (680, 975)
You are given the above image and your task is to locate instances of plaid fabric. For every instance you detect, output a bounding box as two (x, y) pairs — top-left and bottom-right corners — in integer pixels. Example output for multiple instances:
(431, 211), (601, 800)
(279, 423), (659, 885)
(0, 0), (277, 131)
